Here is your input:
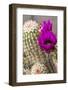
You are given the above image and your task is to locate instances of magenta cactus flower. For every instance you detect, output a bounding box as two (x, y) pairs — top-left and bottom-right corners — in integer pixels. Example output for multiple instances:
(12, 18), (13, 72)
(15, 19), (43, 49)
(37, 20), (57, 53)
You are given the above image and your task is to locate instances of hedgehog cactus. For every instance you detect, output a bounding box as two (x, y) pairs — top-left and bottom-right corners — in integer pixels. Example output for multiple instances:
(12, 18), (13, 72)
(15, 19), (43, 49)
(23, 20), (57, 75)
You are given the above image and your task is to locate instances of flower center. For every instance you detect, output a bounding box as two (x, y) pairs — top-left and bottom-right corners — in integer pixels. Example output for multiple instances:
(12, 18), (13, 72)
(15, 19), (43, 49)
(44, 40), (51, 45)
(36, 69), (40, 74)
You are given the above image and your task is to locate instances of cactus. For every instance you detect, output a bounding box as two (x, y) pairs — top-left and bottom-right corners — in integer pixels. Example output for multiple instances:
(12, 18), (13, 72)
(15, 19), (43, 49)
(23, 20), (57, 75)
